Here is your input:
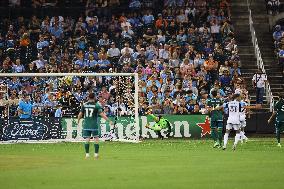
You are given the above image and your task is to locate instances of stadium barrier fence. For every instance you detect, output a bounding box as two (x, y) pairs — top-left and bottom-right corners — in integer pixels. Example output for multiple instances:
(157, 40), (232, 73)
(0, 114), (276, 142)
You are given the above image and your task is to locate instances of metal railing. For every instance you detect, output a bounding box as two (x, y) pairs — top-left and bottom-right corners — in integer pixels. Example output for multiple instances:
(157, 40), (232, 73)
(247, 1), (274, 111)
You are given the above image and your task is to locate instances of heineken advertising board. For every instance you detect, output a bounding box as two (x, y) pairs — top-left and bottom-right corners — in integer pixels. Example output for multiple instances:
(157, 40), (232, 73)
(61, 115), (211, 140)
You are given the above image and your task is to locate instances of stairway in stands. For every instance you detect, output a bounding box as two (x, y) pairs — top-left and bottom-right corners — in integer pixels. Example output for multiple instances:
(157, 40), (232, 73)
(248, 1), (284, 95)
(230, 0), (259, 105)
(231, 0), (283, 110)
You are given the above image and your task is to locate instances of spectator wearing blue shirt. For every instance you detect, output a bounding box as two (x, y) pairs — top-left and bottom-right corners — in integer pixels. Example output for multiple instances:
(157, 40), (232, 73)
(219, 70), (232, 88)
(76, 36), (88, 50)
(210, 82), (226, 98)
(37, 35), (49, 50)
(85, 46), (99, 60)
(185, 90), (197, 103)
(86, 19), (98, 35)
(273, 25), (283, 42)
(142, 10), (155, 26)
(74, 56), (86, 69)
(146, 75), (161, 89)
(128, 13), (142, 28)
(98, 58), (111, 70)
(49, 23), (63, 39)
(54, 104), (62, 118)
(176, 29), (187, 45)
(230, 62), (241, 76)
(18, 94), (33, 119)
(8, 77), (22, 91)
(86, 54), (98, 69)
(12, 59), (25, 73)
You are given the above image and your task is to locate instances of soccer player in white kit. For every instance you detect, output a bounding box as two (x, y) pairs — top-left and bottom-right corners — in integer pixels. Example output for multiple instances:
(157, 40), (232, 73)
(223, 94), (243, 150)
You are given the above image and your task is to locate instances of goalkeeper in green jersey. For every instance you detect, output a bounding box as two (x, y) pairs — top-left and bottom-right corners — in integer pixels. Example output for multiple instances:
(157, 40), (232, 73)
(145, 108), (171, 139)
(206, 90), (224, 148)
(78, 93), (113, 159)
(268, 93), (284, 147)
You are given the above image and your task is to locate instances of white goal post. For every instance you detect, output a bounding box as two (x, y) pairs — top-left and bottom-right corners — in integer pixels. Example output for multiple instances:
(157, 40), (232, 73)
(0, 72), (140, 143)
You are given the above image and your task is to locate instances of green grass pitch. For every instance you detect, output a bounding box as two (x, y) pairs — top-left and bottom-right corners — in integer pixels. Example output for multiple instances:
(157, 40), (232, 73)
(0, 138), (283, 189)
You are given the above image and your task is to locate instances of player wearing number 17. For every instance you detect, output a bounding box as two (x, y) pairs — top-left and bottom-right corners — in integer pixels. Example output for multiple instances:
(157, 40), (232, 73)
(78, 93), (113, 159)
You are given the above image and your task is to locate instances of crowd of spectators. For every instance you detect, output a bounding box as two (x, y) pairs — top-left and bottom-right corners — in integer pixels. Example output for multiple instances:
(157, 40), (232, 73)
(0, 0), (250, 118)
(273, 24), (284, 74)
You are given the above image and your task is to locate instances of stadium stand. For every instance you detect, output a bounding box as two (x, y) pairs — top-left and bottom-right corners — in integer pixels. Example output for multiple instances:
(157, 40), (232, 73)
(0, 0), (250, 117)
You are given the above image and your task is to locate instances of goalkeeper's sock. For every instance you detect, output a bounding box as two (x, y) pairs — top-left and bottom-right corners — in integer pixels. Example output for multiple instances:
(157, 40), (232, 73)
(84, 143), (90, 154)
(94, 143), (99, 154)
(223, 133), (229, 148)
(211, 129), (217, 142)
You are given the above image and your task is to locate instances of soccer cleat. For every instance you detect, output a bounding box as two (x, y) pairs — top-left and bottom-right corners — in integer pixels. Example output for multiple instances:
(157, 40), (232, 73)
(277, 143), (282, 148)
(85, 153), (90, 159)
(213, 142), (220, 148)
(94, 153), (99, 160)
(222, 146), (226, 150)
(232, 144), (236, 151)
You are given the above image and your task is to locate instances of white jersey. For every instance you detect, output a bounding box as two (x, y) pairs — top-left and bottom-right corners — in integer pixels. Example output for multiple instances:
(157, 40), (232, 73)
(224, 100), (242, 124)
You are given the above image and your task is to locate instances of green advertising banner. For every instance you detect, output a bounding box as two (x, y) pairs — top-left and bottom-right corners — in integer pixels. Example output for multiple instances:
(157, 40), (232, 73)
(61, 115), (211, 140)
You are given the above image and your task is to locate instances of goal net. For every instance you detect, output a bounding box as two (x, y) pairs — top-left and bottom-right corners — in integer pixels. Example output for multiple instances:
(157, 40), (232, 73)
(0, 72), (139, 143)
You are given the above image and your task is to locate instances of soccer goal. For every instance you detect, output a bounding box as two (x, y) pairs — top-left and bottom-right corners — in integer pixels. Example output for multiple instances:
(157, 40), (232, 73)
(0, 72), (140, 143)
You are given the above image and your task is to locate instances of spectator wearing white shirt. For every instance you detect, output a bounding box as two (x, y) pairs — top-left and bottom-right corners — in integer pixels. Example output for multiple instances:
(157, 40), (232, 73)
(159, 44), (170, 60)
(252, 70), (267, 104)
(121, 26), (134, 40)
(33, 53), (47, 70)
(107, 42), (120, 58)
(107, 42), (120, 70)
(121, 42), (134, 55)
(210, 19), (221, 42)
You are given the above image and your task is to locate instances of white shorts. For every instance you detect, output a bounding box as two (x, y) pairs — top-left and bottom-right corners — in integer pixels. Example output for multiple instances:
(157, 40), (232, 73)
(226, 123), (241, 130)
(240, 121), (246, 128)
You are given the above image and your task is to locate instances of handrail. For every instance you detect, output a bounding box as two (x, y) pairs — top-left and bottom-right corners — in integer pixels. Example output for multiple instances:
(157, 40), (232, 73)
(247, 0), (274, 111)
